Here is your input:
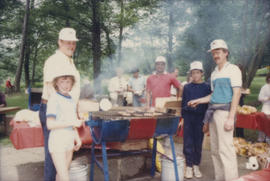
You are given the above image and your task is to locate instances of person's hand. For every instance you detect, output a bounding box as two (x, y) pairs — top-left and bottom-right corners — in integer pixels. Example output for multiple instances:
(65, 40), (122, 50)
(203, 123), (209, 133)
(187, 99), (200, 108)
(72, 119), (83, 128)
(224, 117), (234, 131)
(74, 136), (82, 151)
(144, 103), (150, 110)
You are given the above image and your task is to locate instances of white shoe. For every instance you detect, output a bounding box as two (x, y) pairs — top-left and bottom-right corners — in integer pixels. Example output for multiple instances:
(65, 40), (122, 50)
(185, 166), (193, 179)
(193, 165), (202, 178)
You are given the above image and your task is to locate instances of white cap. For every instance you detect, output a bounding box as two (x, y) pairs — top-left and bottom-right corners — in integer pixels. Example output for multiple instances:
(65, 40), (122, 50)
(155, 56), (166, 63)
(58, 28), (79, 41)
(208, 39), (228, 52)
(50, 65), (76, 81)
(190, 61), (203, 71)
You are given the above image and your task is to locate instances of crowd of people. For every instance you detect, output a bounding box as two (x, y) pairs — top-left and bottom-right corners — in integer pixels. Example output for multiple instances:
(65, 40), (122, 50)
(15, 27), (268, 181)
(107, 56), (181, 108)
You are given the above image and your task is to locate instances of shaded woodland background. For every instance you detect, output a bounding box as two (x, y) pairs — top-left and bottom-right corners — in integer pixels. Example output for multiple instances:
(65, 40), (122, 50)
(1, 0), (270, 92)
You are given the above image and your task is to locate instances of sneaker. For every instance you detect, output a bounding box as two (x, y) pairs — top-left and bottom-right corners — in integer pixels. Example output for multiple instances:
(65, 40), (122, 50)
(185, 166), (193, 179)
(193, 165), (202, 178)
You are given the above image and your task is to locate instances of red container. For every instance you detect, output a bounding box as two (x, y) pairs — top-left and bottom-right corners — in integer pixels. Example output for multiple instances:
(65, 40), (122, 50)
(128, 118), (157, 139)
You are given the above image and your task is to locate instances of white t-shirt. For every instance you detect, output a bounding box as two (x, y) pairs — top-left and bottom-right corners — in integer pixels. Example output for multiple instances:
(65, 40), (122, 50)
(258, 83), (270, 115)
(47, 92), (77, 152)
(46, 92), (77, 130)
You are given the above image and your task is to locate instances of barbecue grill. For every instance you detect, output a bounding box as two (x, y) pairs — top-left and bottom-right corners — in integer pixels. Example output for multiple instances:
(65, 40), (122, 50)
(86, 107), (181, 181)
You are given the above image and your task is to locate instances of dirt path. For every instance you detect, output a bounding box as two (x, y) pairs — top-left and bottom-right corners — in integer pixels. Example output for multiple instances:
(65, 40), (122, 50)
(0, 141), (252, 181)
(0, 144), (44, 181)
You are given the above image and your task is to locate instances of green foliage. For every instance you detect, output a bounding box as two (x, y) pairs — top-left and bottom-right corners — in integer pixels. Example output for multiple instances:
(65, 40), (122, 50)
(244, 76), (265, 109)
(1, 0), (268, 89)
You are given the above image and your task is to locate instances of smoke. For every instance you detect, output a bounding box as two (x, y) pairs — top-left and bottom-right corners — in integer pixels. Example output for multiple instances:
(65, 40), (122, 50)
(87, 0), (194, 95)
(89, 0), (270, 94)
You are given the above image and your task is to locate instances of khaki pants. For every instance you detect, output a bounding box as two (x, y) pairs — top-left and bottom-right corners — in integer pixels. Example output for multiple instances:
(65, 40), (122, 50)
(209, 110), (238, 181)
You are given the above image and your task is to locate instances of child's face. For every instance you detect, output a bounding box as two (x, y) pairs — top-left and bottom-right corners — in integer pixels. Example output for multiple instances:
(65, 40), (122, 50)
(56, 77), (73, 95)
(191, 69), (203, 83)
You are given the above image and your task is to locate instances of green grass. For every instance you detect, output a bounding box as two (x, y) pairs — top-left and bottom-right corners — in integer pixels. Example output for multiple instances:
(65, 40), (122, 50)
(243, 129), (258, 143)
(256, 66), (270, 75)
(0, 134), (12, 145)
(6, 92), (29, 110)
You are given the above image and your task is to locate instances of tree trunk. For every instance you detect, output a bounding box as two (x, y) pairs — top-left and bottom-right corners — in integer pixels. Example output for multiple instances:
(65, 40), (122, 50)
(63, 0), (70, 26)
(204, 53), (214, 82)
(117, 0), (124, 64)
(241, 0), (270, 88)
(167, 0), (173, 72)
(103, 25), (114, 64)
(246, 26), (270, 87)
(31, 43), (38, 85)
(91, 0), (102, 92)
(24, 40), (30, 88)
(14, 0), (30, 92)
(240, 2), (248, 88)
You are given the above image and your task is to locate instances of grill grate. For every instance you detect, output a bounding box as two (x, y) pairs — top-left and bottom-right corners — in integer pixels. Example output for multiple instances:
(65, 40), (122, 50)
(91, 107), (176, 120)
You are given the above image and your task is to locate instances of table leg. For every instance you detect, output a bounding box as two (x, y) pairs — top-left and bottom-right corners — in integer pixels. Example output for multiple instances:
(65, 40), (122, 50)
(4, 115), (7, 135)
(102, 141), (110, 181)
(90, 142), (95, 181)
(151, 137), (157, 177)
(170, 135), (179, 181)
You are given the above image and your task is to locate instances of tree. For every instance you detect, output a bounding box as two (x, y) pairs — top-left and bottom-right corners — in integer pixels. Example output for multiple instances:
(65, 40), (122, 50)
(91, 0), (102, 87)
(238, 0), (270, 88)
(177, 0), (270, 85)
(15, 0), (30, 92)
(115, 0), (158, 64)
(0, 0), (23, 84)
(166, 0), (174, 72)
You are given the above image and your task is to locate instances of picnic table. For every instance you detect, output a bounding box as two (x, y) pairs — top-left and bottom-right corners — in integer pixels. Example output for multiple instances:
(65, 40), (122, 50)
(0, 106), (20, 135)
(9, 120), (93, 149)
(0, 106), (20, 114)
(231, 168), (270, 181)
(236, 112), (270, 137)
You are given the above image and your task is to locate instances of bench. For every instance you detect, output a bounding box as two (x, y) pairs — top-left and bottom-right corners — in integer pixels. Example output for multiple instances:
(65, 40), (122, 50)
(0, 106), (20, 135)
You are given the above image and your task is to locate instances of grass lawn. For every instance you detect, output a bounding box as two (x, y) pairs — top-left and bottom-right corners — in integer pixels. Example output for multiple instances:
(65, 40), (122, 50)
(6, 92), (29, 110)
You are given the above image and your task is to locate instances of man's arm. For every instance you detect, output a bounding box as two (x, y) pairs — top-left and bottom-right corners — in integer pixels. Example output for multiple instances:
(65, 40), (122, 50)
(176, 85), (183, 99)
(146, 90), (151, 108)
(224, 87), (241, 131)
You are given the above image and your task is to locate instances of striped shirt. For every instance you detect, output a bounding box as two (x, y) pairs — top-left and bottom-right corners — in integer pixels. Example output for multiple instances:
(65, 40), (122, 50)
(210, 62), (242, 104)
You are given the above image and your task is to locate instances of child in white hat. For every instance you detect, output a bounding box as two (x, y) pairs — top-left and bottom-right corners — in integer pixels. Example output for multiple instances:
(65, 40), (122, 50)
(181, 61), (211, 179)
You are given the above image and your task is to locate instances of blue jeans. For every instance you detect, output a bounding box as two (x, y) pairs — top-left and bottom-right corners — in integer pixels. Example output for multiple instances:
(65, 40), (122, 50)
(183, 113), (204, 167)
(39, 103), (56, 181)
